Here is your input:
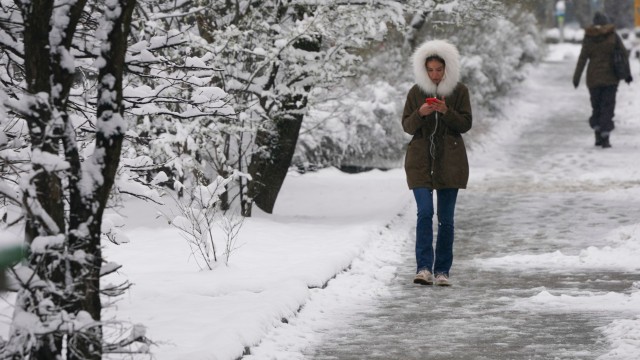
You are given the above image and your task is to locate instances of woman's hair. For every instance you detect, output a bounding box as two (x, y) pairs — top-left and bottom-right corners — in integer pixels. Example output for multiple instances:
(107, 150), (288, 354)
(425, 55), (446, 67)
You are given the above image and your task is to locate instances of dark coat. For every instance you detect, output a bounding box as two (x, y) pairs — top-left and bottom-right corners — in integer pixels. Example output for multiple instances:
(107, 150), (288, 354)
(401, 83), (472, 189)
(573, 24), (620, 89)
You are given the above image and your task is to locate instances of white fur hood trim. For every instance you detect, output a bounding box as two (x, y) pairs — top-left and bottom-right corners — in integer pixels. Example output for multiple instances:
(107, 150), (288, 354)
(411, 39), (460, 97)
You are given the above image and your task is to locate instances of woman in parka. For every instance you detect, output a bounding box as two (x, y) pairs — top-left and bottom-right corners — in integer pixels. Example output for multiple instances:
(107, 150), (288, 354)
(573, 12), (633, 148)
(401, 39), (472, 286)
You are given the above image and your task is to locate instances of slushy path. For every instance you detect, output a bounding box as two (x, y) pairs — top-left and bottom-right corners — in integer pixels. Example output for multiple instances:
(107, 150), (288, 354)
(307, 51), (640, 359)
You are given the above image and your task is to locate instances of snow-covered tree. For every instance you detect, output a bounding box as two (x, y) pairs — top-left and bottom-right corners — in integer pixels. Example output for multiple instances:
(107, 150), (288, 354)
(123, 0), (236, 202)
(93, 1), (532, 218)
(294, 1), (544, 171)
(2, 0), (243, 354)
(0, 0), (150, 357)
(191, 1), (506, 215)
(186, 0), (411, 215)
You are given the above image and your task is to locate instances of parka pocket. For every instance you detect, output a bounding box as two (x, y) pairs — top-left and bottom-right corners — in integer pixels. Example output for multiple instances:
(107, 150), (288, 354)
(440, 133), (469, 186)
(444, 133), (462, 150)
(405, 137), (429, 172)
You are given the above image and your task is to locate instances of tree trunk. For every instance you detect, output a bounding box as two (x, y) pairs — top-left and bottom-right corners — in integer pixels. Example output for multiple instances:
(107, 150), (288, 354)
(18, 1), (65, 357)
(245, 21), (319, 216)
(9, 0), (136, 358)
(247, 96), (304, 215)
(21, 0), (65, 244)
(66, 1), (137, 358)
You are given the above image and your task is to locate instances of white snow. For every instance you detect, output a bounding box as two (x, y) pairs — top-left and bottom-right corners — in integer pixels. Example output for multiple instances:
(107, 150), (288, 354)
(91, 167), (410, 359)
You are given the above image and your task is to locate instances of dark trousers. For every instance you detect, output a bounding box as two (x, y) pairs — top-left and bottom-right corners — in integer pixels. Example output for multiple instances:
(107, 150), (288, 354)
(588, 85), (618, 134)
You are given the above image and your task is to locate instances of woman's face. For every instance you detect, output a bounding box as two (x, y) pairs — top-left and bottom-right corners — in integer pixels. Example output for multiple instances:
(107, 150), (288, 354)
(426, 59), (445, 85)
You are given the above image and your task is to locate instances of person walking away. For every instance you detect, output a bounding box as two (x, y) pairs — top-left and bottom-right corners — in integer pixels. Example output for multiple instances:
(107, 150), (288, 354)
(573, 12), (633, 148)
(401, 39), (472, 287)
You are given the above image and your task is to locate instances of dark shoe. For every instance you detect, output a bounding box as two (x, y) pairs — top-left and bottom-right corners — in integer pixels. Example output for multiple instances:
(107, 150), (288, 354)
(601, 135), (611, 148)
(595, 131), (603, 146)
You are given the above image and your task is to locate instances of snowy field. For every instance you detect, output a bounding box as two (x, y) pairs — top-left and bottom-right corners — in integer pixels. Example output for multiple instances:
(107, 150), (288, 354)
(2, 43), (640, 359)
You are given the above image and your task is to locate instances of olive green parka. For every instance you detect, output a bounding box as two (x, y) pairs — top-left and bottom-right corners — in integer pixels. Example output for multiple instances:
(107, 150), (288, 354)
(401, 40), (472, 190)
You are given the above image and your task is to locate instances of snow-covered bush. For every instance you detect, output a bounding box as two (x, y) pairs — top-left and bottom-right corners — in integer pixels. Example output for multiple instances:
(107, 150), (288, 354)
(164, 175), (242, 270)
(295, 79), (408, 171)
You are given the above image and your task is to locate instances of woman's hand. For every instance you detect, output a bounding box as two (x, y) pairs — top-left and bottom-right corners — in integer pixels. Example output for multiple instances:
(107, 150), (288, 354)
(418, 103), (435, 117)
(430, 98), (448, 114)
(418, 98), (448, 117)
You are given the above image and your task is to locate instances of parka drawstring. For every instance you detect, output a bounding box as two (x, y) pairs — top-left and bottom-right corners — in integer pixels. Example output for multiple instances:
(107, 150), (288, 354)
(429, 108), (438, 179)
(429, 86), (439, 176)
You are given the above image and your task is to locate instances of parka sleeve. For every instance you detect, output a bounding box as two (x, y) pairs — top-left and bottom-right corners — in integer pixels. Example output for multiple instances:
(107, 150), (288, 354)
(401, 86), (426, 135)
(573, 42), (589, 86)
(441, 84), (472, 134)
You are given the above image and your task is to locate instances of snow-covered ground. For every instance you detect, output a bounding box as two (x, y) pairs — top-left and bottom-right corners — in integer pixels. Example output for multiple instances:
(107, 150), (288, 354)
(102, 167), (412, 360)
(2, 43), (640, 359)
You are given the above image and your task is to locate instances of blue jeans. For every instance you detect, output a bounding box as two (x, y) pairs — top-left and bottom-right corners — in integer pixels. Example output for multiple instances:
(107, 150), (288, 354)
(412, 188), (458, 276)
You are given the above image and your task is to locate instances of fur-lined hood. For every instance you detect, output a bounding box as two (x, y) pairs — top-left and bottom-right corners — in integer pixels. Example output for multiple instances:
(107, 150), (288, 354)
(411, 39), (460, 97)
(585, 24), (615, 37)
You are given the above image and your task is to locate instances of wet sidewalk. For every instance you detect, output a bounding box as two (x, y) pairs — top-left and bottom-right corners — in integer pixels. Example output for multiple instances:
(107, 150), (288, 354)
(307, 55), (640, 359)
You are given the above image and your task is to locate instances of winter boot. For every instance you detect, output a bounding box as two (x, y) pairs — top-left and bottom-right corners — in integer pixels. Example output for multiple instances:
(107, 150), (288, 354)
(434, 273), (451, 286)
(601, 134), (611, 148)
(595, 131), (603, 146)
(413, 269), (433, 285)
